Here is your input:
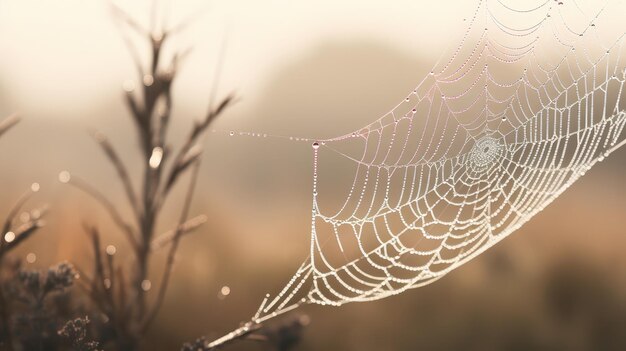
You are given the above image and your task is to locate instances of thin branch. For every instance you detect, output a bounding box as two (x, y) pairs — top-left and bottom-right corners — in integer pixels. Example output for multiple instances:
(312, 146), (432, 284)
(2, 220), (43, 253)
(67, 175), (139, 251)
(0, 114), (19, 139)
(141, 159), (201, 331)
(158, 95), (235, 204)
(92, 131), (142, 219)
(1, 188), (36, 236)
(108, 0), (150, 37)
(150, 214), (207, 251)
(165, 8), (210, 37)
(200, 302), (306, 351)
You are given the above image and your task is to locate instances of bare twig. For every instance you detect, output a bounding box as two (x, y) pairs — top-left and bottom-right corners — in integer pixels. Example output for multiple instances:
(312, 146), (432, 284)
(141, 159), (200, 331)
(92, 131), (141, 219)
(65, 175), (139, 251)
(150, 214), (207, 251)
(0, 113), (19, 139)
(0, 114), (47, 351)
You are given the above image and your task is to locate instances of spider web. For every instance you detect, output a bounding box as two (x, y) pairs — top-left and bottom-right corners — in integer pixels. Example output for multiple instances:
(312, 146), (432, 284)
(252, 0), (626, 321)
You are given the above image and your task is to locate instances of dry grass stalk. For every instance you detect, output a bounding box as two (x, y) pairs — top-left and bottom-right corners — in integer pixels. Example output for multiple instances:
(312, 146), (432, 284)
(0, 115), (48, 351)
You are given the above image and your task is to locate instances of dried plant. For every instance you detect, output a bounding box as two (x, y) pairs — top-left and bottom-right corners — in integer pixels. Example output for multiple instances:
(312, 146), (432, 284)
(60, 3), (233, 350)
(4, 262), (78, 351)
(58, 317), (101, 351)
(0, 114), (49, 350)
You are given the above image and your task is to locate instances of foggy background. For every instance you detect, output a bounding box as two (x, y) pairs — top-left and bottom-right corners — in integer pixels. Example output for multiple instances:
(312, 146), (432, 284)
(1, 0), (626, 350)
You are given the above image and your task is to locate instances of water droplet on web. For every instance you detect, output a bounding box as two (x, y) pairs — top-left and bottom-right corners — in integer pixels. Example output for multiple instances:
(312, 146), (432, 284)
(229, 131), (235, 136)
(312, 142), (320, 150)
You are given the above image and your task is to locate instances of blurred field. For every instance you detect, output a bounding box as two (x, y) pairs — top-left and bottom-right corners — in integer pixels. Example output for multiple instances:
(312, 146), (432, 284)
(0, 1), (626, 350)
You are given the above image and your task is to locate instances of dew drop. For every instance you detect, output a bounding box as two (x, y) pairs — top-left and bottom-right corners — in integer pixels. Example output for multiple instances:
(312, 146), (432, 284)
(4, 232), (15, 243)
(106, 245), (117, 256)
(58, 171), (71, 184)
(229, 131), (235, 136)
(122, 80), (135, 93)
(312, 141), (320, 150)
(26, 253), (36, 263)
(143, 74), (154, 87)
(141, 279), (152, 291)
(149, 147), (164, 169)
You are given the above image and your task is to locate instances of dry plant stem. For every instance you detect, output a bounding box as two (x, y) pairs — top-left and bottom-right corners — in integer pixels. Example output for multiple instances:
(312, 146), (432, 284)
(0, 114), (44, 351)
(92, 132), (141, 220)
(0, 114), (19, 139)
(68, 3), (234, 349)
(0, 284), (13, 351)
(141, 160), (200, 332)
(202, 302), (305, 350)
(150, 214), (207, 250)
(67, 177), (138, 251)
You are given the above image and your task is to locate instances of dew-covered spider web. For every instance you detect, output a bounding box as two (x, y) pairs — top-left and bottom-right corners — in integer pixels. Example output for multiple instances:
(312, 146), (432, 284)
(226, 0), (626, 329)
